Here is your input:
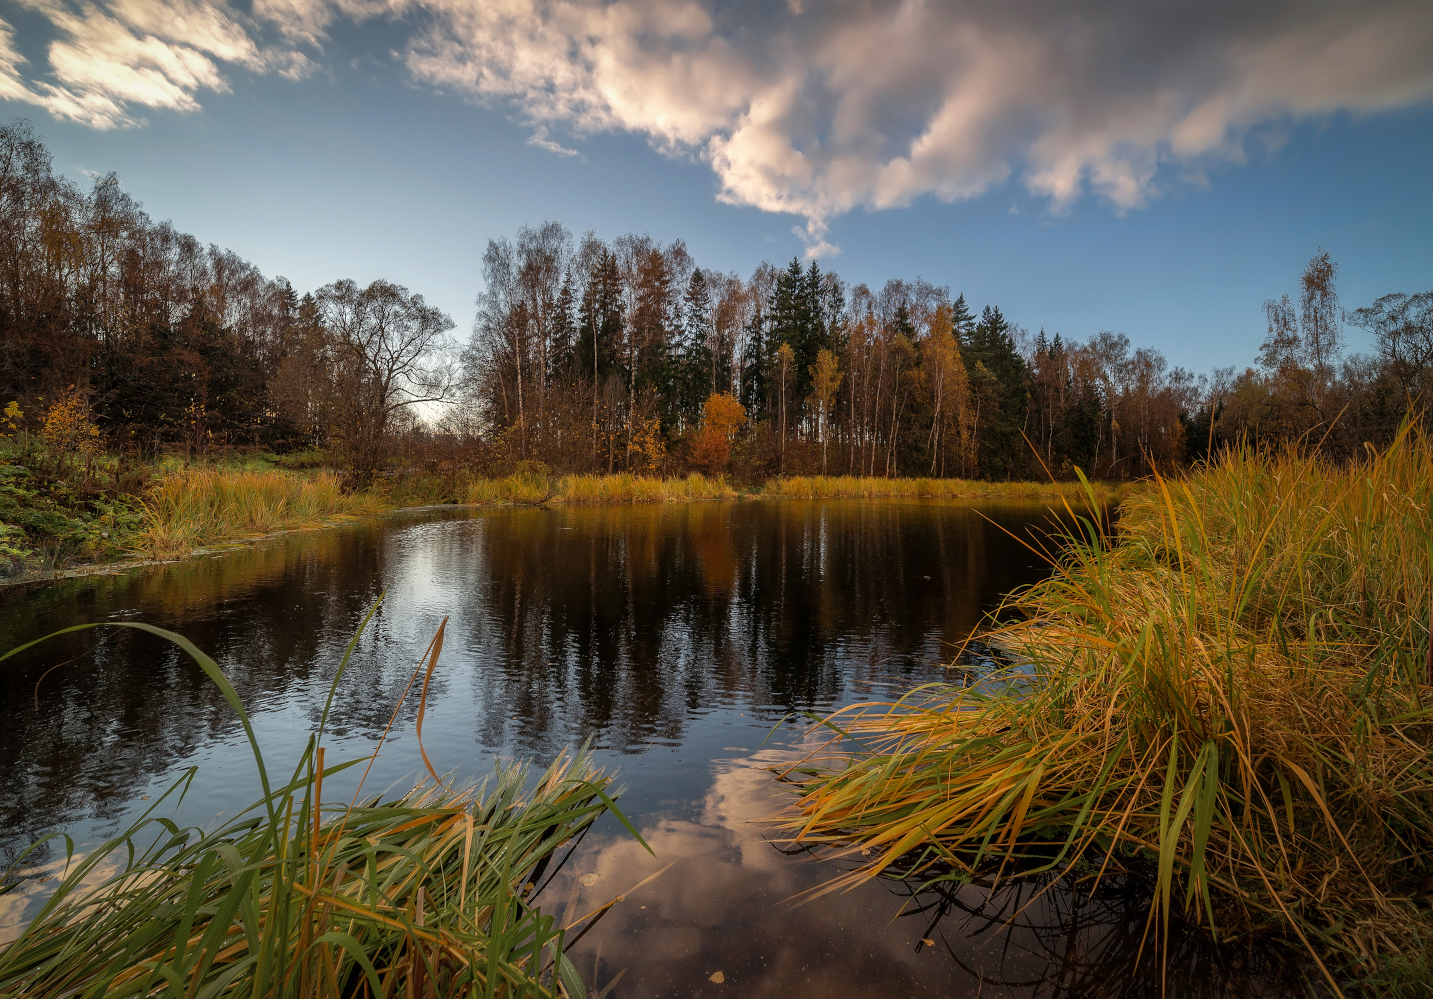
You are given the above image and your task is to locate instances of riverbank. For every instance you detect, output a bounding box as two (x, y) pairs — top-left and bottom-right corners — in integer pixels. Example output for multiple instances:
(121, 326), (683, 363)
(780, 424), (1433, 995)
(2, 455), (1121, 583)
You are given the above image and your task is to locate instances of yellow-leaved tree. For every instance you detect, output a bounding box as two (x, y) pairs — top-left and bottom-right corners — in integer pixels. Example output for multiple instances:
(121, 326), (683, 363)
(807, 348), (842, 474)
(922, 304), (974, 477)
(42, 390), (103, 473)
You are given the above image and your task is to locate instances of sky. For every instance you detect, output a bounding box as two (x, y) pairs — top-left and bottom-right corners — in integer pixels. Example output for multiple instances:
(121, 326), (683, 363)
(1, 0), (1431, 374)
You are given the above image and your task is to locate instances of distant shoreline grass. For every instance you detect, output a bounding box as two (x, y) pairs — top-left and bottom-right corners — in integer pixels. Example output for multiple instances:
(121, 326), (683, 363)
(759, 474), (1122, 503)
(4, 455), (1124, 582)
(776, 423), (1433, 994)
(463, 471), (739, 506)
(134, 467), (1112, 564)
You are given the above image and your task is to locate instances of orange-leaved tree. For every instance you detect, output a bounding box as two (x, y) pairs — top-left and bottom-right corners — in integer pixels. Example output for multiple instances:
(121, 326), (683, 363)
(690, 392), (746, 473)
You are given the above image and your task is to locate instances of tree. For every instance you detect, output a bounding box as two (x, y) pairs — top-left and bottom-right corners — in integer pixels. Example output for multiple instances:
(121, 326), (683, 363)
(1300, 248), (1341, 391)
(964, 305), (1027, 478)
(921, 304), (971, 476)
(317, 279), (454, 487)
(776, 342), (794, 473)
(808, 347), (842, 474)
(690, 392), (746, 473)
(680, 268), (713, 421)
(1252, 250), (1346, 441)
(1353, 291), (1433, 408)
(768, 258), (830, 420)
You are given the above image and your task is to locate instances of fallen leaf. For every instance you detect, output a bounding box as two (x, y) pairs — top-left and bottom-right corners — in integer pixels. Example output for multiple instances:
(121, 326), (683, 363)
(709, 971), (725, 984)
(921, 938), (935, 947)
(580, 873), (599, 886)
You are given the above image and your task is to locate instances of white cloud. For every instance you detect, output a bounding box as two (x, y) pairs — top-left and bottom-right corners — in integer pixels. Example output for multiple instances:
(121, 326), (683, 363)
(397, 0), (1433, 242)
(526, 125), (579, 156)
(4, 0), (1432, 240)
(0, 19), (38, 104)
(4, 0), (326, 127)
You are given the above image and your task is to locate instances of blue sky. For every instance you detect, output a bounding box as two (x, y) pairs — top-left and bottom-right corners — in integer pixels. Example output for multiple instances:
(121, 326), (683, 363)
(2, 0), (1431, 374)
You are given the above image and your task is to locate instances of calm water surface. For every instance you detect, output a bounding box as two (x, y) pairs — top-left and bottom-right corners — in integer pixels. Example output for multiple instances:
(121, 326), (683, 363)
(0, 500), (1316, 997)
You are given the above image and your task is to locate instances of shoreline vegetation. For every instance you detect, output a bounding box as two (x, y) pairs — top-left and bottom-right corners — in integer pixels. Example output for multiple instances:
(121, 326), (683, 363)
(778, 422), (1433, 995)
(0, 614), (640, 999)
(1, 452), (1120, 582)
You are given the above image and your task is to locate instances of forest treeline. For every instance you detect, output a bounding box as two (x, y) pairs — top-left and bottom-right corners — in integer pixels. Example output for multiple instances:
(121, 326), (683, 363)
(3, 116), (1431, 486)
(0, 119), (453, 487)
(462, 223), (1431, 481)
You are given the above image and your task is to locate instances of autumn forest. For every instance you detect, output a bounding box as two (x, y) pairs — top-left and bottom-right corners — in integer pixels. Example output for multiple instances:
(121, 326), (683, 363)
(3, 118), (1430, 490)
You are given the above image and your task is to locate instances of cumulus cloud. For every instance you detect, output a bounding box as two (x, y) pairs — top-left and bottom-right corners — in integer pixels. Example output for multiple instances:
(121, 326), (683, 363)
(399, 0), (1433, 234)
(4, 0), (1432, 243)
(0, 19), (36, 105)
(5, 0), (319, 127)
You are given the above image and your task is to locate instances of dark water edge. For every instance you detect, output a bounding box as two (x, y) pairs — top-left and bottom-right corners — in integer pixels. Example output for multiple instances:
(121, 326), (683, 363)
(0, 500), (1325, 996)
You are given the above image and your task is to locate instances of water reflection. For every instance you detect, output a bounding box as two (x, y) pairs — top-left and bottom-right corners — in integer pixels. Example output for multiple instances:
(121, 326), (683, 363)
(440, 501), (1040, 757)
(546, 751), (1321, 999)
(0, 499), (1314, 996)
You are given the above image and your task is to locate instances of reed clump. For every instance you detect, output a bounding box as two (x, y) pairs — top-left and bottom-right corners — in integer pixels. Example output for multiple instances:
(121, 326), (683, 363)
(762, 475), (1120, 504)
(554, 472), (735, 504)
(1, 614), (630, 999)
(141, 469), (386, 559)
(779, 422), (1433, 993)
(464, 472), (735, 507)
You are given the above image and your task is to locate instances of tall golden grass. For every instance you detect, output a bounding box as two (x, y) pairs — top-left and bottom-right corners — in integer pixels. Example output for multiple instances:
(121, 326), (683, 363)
(762, 475), (1120, 503)
(779, 423), (1433, 993)
(140, 469), (386, 559)
(464, 472), (736, 506)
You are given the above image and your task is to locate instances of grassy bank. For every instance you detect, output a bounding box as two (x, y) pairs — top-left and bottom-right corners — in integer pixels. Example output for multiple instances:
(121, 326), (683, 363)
(4, 450), (1123, 580)
(778, 424), (1433, 994)
(0, 615), (631, 998)
(459, 470), (1111, 507)
(761, 474), (1121, 503)
(142, 468), (389, 559)
(463, 471), (738, 506)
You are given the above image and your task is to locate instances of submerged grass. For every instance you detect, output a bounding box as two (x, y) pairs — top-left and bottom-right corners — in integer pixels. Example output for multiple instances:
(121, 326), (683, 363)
(140, 469), (387, 560)
(0, 609), (636, 998)
(778, 421), (1433, 994)
(761, 475), (1121, 504)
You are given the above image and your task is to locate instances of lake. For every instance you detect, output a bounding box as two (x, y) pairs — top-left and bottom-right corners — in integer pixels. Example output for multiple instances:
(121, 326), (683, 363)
(0, 500), (1315, 997)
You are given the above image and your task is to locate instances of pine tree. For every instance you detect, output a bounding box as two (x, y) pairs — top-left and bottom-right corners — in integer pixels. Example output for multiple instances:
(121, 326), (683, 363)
(576, 249), (622, 384)
(967, 305), (1029, 478)
(550, 275), (576, 380)
(949, 293), (976, 348)
(680, 268), (713, 426)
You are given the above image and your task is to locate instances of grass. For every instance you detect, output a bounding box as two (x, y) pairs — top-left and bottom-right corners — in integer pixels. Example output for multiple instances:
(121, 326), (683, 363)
(0, 607), (638, 998)
(459, 471), (1103, 508)
(139, 469), (388, 560)
(760, 475), (1122, 503)
(776, 420), (1433, 995)
(9, 453), (1123, 580)
(464, 472), (736, 507)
